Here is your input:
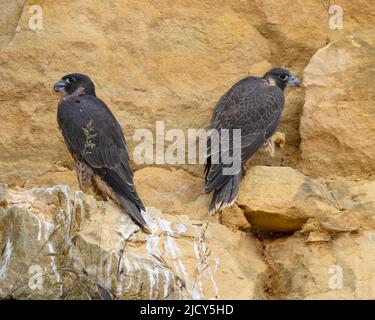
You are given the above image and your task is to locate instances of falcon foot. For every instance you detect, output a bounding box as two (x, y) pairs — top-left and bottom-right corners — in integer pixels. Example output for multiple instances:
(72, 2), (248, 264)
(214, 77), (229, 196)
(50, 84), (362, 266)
(272, 131), (286, 149)
(264, 131), (286, 157)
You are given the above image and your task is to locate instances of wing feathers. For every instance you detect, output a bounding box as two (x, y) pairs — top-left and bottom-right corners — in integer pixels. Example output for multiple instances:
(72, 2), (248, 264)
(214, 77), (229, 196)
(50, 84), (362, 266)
(58, 94), (149, 231)
(205, 76), (285, 212)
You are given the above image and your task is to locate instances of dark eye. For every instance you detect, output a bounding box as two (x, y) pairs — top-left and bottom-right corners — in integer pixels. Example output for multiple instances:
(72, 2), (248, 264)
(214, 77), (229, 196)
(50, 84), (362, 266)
(279, 74), (289, 81)
(66, 77), (76, 84)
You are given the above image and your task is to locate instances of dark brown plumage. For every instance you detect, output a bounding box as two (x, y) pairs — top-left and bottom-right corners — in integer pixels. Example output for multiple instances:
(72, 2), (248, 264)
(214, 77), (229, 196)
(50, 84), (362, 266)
(54, 73), (151, 233)
(205, 67), (300, 214)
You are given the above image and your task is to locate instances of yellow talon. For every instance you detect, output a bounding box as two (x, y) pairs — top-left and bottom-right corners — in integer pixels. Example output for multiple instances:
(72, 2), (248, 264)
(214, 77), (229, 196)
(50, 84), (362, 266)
(271, 131), (286, 149)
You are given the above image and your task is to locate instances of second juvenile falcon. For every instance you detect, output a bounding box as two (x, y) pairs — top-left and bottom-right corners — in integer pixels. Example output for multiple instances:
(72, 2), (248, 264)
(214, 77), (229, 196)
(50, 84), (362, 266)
(205, 67), (300, 214)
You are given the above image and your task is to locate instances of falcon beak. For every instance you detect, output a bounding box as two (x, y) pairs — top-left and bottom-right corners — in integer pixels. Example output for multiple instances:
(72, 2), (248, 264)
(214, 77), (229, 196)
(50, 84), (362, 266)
(54, 80), (66, 92)
(287, 75), (301, 87)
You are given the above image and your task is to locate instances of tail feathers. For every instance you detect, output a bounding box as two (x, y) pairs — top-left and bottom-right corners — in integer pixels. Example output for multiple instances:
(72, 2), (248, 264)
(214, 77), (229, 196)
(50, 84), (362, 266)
(208, 173), (241, 214)
(117, 195), (152, 234)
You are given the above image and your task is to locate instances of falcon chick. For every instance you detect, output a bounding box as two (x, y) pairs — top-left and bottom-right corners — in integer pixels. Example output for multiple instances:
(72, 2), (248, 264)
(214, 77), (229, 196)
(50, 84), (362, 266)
(54, 73), (151, 233)
(205, 67), (300, 214)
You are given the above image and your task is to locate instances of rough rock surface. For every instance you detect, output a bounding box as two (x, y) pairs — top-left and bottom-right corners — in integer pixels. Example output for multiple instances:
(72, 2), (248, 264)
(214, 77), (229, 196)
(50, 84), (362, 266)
(236, 166), (360, 233)
(0, 0), (343, 184)
(1, 1), (375, 300)
(134, 167), (203, 216)
(261, 232), (375, 299)
(0, 185), (265, 299)
(300, 36), (375, 178)
(1, 171), (375, 299)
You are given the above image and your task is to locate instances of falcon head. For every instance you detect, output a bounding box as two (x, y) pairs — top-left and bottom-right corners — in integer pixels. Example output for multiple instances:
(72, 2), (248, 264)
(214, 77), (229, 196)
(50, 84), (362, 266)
(54, 73), (96, 96)
(263, 67), (300, 91)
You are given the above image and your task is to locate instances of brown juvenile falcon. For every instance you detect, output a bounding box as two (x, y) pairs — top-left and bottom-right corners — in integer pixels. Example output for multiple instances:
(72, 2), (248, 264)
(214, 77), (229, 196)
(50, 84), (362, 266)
(205, 67), (300, 214)
(54, 73), (151, 233)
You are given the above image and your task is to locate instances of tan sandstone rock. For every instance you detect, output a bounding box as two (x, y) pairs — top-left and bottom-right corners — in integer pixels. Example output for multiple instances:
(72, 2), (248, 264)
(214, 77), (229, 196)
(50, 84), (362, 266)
(330, 178), (375, 230)
(5, 0), (367, 184)
(236, 166), (360, 233)
(260, 231), (375, 299)
(300, 36), (375, 178)
(134, 167), (251, 230)
(0, 0), (273, 183)
(134, 167), (203, 216)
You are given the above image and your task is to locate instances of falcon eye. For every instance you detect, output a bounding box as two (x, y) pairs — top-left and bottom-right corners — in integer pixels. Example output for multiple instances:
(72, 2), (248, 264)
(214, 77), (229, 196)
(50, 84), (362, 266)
(279, 74), (289, 81)
(66, 77), (76, 84)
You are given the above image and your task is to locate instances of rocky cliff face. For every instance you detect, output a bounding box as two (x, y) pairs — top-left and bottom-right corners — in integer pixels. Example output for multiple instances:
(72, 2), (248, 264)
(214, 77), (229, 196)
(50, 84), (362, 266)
(0, 0), (374, 299)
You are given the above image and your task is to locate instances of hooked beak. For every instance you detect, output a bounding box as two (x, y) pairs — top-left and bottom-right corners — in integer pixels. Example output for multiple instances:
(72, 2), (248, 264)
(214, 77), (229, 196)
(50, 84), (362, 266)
(53, 80), (66, 92)
(287, 74), (301, 87)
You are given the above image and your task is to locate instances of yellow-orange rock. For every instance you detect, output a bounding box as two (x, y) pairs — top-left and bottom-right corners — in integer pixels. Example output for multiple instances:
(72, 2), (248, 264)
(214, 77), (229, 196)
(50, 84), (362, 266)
(299, 37), (375, 178)
(236, 166), (360, 233)
(1, 0), (375, 301)
(261, 232), (375, 299)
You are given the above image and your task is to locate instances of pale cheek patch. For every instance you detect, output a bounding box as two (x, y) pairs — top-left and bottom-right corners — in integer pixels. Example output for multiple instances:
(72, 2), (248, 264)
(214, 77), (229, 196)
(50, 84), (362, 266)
(59, 88), (68, 97)
(75, 86), (86, 95)
(267, 78), (277, 86)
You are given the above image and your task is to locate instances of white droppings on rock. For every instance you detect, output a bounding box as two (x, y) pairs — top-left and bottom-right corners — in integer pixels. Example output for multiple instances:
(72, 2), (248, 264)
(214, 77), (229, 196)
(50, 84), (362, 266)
(37, 219), (42, 241)
(117, 223), (139, 240)
(0, 239), (13, 281)
(105, 254), (113, 290)
(147, 267), (159, 299)
(123, 258), (133, 290)
(146, 235), (161, 257)
(115, 276), (123, 296)
(1, 186), (225, 299)
(44, 220), (54, 241)
(211, 257), (220, 299)
(200, 240), (220, 299)
(192, 234), (220, 299)
(142, 206), (220, 299)
(192, 241), (204, 300)
(46, 242), (63, 296)
(164, 236), (190, 294)
(175, 223), (187, 234)
(157, 218), (173, 234)
(163, 270), (173, 299)
(44, 221), (63, 296)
